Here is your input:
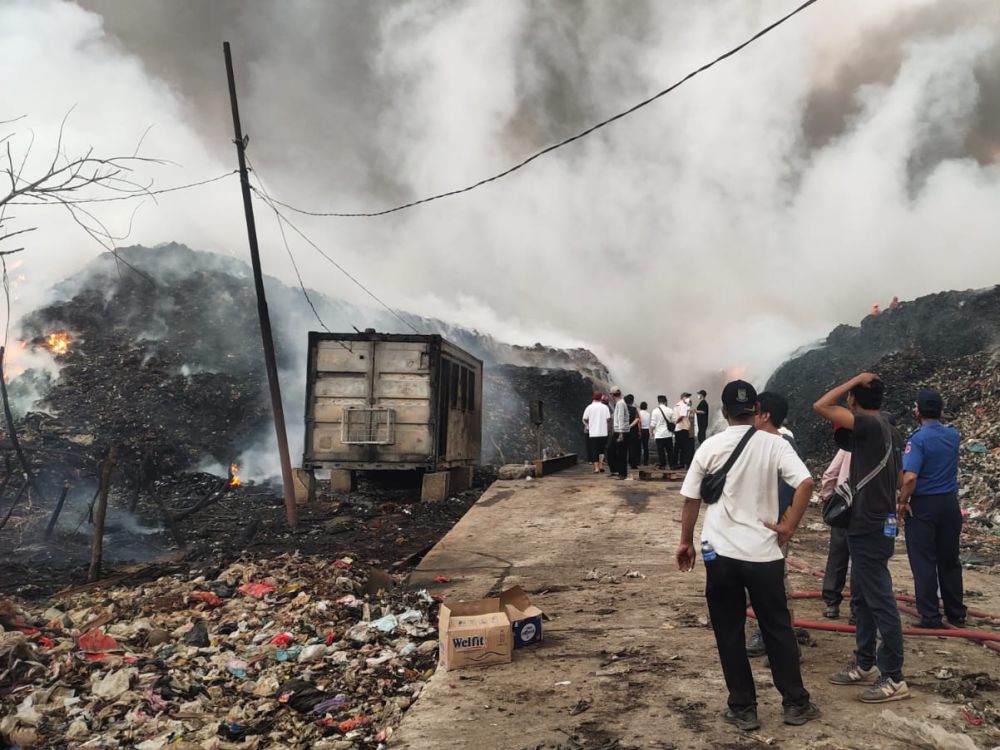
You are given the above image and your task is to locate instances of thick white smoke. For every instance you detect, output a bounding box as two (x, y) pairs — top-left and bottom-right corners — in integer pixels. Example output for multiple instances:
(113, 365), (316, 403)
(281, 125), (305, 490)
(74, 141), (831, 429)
(2, 0), (1000, 406)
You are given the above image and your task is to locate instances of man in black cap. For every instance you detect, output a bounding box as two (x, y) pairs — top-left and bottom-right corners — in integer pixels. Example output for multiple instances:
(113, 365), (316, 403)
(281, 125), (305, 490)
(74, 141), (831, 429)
(898, 388), (966, 628)
(677, 380), (819, 730)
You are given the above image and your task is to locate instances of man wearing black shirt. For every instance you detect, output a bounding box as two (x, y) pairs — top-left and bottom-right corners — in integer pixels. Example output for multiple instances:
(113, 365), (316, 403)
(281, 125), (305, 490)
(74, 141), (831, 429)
(814, 374), (909, 704)
(696, 389), (709, 444)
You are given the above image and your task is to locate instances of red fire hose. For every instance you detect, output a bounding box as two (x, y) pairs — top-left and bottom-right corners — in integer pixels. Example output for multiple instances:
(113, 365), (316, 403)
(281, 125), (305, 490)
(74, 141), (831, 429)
(781, 558), (1000, 652)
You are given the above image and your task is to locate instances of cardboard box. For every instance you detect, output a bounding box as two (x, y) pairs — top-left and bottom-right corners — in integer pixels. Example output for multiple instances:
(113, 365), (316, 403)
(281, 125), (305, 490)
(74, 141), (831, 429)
(438, 587), (544, 670)
(500, 586), (544, 648)
(438, 598), (512, 671)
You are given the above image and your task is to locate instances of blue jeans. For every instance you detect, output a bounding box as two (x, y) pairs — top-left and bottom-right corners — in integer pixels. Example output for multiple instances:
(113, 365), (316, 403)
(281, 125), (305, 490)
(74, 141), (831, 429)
(848, 530), (904, 681)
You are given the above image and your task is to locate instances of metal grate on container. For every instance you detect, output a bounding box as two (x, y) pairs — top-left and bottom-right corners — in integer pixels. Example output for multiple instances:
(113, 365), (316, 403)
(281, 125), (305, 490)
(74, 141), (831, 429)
(341, 407), (395, 445)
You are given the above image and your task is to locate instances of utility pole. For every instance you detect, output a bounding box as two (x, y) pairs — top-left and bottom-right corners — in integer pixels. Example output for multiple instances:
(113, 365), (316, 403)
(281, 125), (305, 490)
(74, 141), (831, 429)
(223, 42), (298, 530)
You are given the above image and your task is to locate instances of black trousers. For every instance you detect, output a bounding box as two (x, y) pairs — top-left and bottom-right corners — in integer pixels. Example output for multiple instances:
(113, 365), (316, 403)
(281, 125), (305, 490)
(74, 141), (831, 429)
(640, 429), (650, 465)
(674, 430), (694, 468)
(706, 555), (810, 712)
(655, 437), (673, 468)
(905, 492), (966, 625)
(627, 433), (641, 468)
(608, 434), (628, 478)
(822, 526), (850, 608)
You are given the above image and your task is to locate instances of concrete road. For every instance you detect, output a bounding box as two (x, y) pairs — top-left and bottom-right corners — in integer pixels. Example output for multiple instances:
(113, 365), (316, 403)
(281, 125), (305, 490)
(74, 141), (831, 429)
(390, 466), (1000, 750)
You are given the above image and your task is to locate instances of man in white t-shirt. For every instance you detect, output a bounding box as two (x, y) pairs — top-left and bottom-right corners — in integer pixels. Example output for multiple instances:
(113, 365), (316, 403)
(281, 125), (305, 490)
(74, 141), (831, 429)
(676, 380), (818, 731)
(582, 391), (611, 474)
(649, 395), (675, 469)
(674, 393), (695, 468)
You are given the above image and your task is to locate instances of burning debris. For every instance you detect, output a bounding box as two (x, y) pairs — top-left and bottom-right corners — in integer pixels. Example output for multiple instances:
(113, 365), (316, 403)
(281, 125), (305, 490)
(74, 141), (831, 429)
(228, 464), (241, 488)
(44, 333), (71, 356)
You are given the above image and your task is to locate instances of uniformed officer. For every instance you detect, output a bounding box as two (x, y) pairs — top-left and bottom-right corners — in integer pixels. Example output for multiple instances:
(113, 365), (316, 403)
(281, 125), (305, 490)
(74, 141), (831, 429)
(897, 388), (966, 628)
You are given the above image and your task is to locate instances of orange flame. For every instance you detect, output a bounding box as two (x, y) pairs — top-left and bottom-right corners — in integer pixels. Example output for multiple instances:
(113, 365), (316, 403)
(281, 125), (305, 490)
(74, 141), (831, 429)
(46, 332), (71, 355)
(228, 463), (241, 487)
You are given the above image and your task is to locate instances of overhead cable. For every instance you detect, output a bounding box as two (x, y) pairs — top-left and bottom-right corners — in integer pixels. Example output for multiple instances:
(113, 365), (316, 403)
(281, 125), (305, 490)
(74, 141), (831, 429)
(263, 0), (821, 218)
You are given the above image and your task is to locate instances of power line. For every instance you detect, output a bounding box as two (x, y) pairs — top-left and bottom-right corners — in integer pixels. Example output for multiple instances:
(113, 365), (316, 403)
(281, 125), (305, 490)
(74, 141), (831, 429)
(245, 164), (419, 334)
(246, 163), (332, 334)
(263, 0), (821, 219)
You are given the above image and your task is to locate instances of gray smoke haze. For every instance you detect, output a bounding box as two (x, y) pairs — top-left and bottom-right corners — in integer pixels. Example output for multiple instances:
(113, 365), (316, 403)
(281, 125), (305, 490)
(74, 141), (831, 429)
(4, 0), (1000, 406)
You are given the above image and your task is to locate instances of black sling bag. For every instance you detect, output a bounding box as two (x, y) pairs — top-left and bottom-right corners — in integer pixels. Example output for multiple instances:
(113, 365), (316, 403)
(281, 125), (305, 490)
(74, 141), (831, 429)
(700, 427), (757, 505)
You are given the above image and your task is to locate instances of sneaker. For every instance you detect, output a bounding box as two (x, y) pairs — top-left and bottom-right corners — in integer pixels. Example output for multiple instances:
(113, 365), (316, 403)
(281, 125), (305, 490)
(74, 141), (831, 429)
(829, 662), (878, 685)
(910, 619), (943, 630)
(824, 605), (840, 619)
(859, 676), (911, 704)
(949, 617), (967, 627)
(746, 630), (766, 657)
(783, 702), (821, 726)
(722, 707), (760, 731)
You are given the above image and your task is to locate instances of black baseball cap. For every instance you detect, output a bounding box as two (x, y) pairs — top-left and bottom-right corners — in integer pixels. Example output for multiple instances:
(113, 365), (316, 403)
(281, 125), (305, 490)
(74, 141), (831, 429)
(917, 388), (943, 413)
(721, 380), (757, 416)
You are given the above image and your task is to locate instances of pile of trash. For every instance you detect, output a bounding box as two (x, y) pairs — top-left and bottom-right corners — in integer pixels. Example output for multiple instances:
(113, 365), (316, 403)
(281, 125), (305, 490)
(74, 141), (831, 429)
(0, 554), (440, 749)
(483, 364), (600, 464)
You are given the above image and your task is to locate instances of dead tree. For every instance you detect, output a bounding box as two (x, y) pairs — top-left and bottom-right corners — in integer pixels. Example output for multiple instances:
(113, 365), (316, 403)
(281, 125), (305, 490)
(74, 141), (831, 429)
(88, 447), (117, 583)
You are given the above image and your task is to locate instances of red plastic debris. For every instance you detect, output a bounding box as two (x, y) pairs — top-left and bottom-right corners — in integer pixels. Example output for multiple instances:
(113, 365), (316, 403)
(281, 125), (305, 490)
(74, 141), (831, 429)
(962, 710), (984, 726)
(433, 576), (451, 583)
(338, 716), (369, 733)
(17, 627), (39, 636)
(35, 636), (54, 649)
(270, 632), (293, 648)
(238, 581), (276, 599)
(77, 629), (124, 661)
(325, 632), (337, 646)
(189, 591), (223, 607)
(333, 559), (352, 570)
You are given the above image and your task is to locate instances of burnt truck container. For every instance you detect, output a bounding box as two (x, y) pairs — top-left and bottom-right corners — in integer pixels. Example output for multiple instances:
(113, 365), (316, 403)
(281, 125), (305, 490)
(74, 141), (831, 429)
(303, 331), (482, 502)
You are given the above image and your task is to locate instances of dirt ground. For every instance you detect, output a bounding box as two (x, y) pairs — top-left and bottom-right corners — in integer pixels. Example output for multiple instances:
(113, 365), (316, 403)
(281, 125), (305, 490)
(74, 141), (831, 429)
(391, 465), (1000, 750)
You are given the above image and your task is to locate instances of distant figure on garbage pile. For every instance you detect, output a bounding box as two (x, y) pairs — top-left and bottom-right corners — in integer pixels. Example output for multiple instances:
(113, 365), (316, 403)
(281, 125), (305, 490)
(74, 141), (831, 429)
(814, 373), (909, 704)
(582, 391), (612, 474)
(745, 392), (803, 661)
(625, 394), (641, 472)
(889, 296), (900, 311)
(609, 387), (629, 480)
(650, 395), (675, 470)
(674, 393), (696, 469)
(676, 380), (819, 730)
(820, 437), (855, 623)
(639, 401), (652, 466)
(696, 389), (709, 444)
(897, 388), (966, 630)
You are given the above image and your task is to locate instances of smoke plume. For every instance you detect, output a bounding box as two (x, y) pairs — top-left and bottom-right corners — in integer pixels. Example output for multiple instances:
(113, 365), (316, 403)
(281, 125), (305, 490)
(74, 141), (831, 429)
(3, 0), (1000, 405)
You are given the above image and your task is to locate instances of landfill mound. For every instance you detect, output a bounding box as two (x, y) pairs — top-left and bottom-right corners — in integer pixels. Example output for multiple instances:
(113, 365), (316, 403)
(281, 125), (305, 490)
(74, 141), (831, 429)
(10, 243), (608, 481)
(0, 555), (439, 749)
(767, 285), (1000, 461)
(483, 364), (599, 464)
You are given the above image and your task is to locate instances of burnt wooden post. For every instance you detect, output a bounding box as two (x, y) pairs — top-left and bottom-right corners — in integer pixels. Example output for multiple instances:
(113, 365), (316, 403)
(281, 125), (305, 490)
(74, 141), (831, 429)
(223, 42), (298, 530)
(44, 481), (71, 539)
(88, 447), (117, 583)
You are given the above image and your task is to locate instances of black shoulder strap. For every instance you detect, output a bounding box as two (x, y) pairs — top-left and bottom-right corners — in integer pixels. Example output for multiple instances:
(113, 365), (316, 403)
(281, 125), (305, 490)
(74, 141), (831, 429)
(719, 427), (757, 477)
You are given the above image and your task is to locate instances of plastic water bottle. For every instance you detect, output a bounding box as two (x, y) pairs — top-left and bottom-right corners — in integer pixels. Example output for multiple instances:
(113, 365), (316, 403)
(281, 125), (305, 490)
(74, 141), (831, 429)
(701, 541), (717, 562)
(883, 513), (898, 539)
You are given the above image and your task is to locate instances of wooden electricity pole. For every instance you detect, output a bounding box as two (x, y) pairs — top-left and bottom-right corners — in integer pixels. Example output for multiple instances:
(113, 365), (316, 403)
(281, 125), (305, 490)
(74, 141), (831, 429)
(223, 42), (298, 530)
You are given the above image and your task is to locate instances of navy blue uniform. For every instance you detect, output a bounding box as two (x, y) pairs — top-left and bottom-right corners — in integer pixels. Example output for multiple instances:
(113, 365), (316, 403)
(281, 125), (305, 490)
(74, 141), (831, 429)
(902, 421), (965, 626)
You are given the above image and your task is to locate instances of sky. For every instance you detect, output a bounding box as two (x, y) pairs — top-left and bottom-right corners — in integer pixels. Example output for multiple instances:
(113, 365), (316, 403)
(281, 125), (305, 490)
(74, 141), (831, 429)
(2, 0), (1000, 399)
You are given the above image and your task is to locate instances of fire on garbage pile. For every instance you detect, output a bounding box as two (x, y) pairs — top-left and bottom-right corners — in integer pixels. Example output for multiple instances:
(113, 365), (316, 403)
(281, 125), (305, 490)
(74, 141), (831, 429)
(0, 555), (440, 749)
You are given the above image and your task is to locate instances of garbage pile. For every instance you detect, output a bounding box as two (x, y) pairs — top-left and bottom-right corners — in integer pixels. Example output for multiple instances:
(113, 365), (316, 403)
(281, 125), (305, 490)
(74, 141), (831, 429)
(0, 554), (440, 749)
(769, 285), (1000, 460)
(483, 365), (600, 464)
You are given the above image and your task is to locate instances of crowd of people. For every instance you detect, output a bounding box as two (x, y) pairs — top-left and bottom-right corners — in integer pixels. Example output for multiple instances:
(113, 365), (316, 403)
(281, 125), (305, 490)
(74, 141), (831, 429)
(658, 373), (963, 731)
(581, 388), (709, 479)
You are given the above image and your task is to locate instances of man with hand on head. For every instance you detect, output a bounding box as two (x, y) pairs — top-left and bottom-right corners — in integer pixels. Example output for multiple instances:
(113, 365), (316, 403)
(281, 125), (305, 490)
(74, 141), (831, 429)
(814, 373), (909, 704)
(676, 380), (819, 731)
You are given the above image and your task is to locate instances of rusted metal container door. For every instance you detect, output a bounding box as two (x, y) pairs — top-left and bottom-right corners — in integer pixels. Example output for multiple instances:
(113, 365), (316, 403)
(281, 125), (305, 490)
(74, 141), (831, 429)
(371, 340), (434, 464)
(307, 339), (373, 464)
